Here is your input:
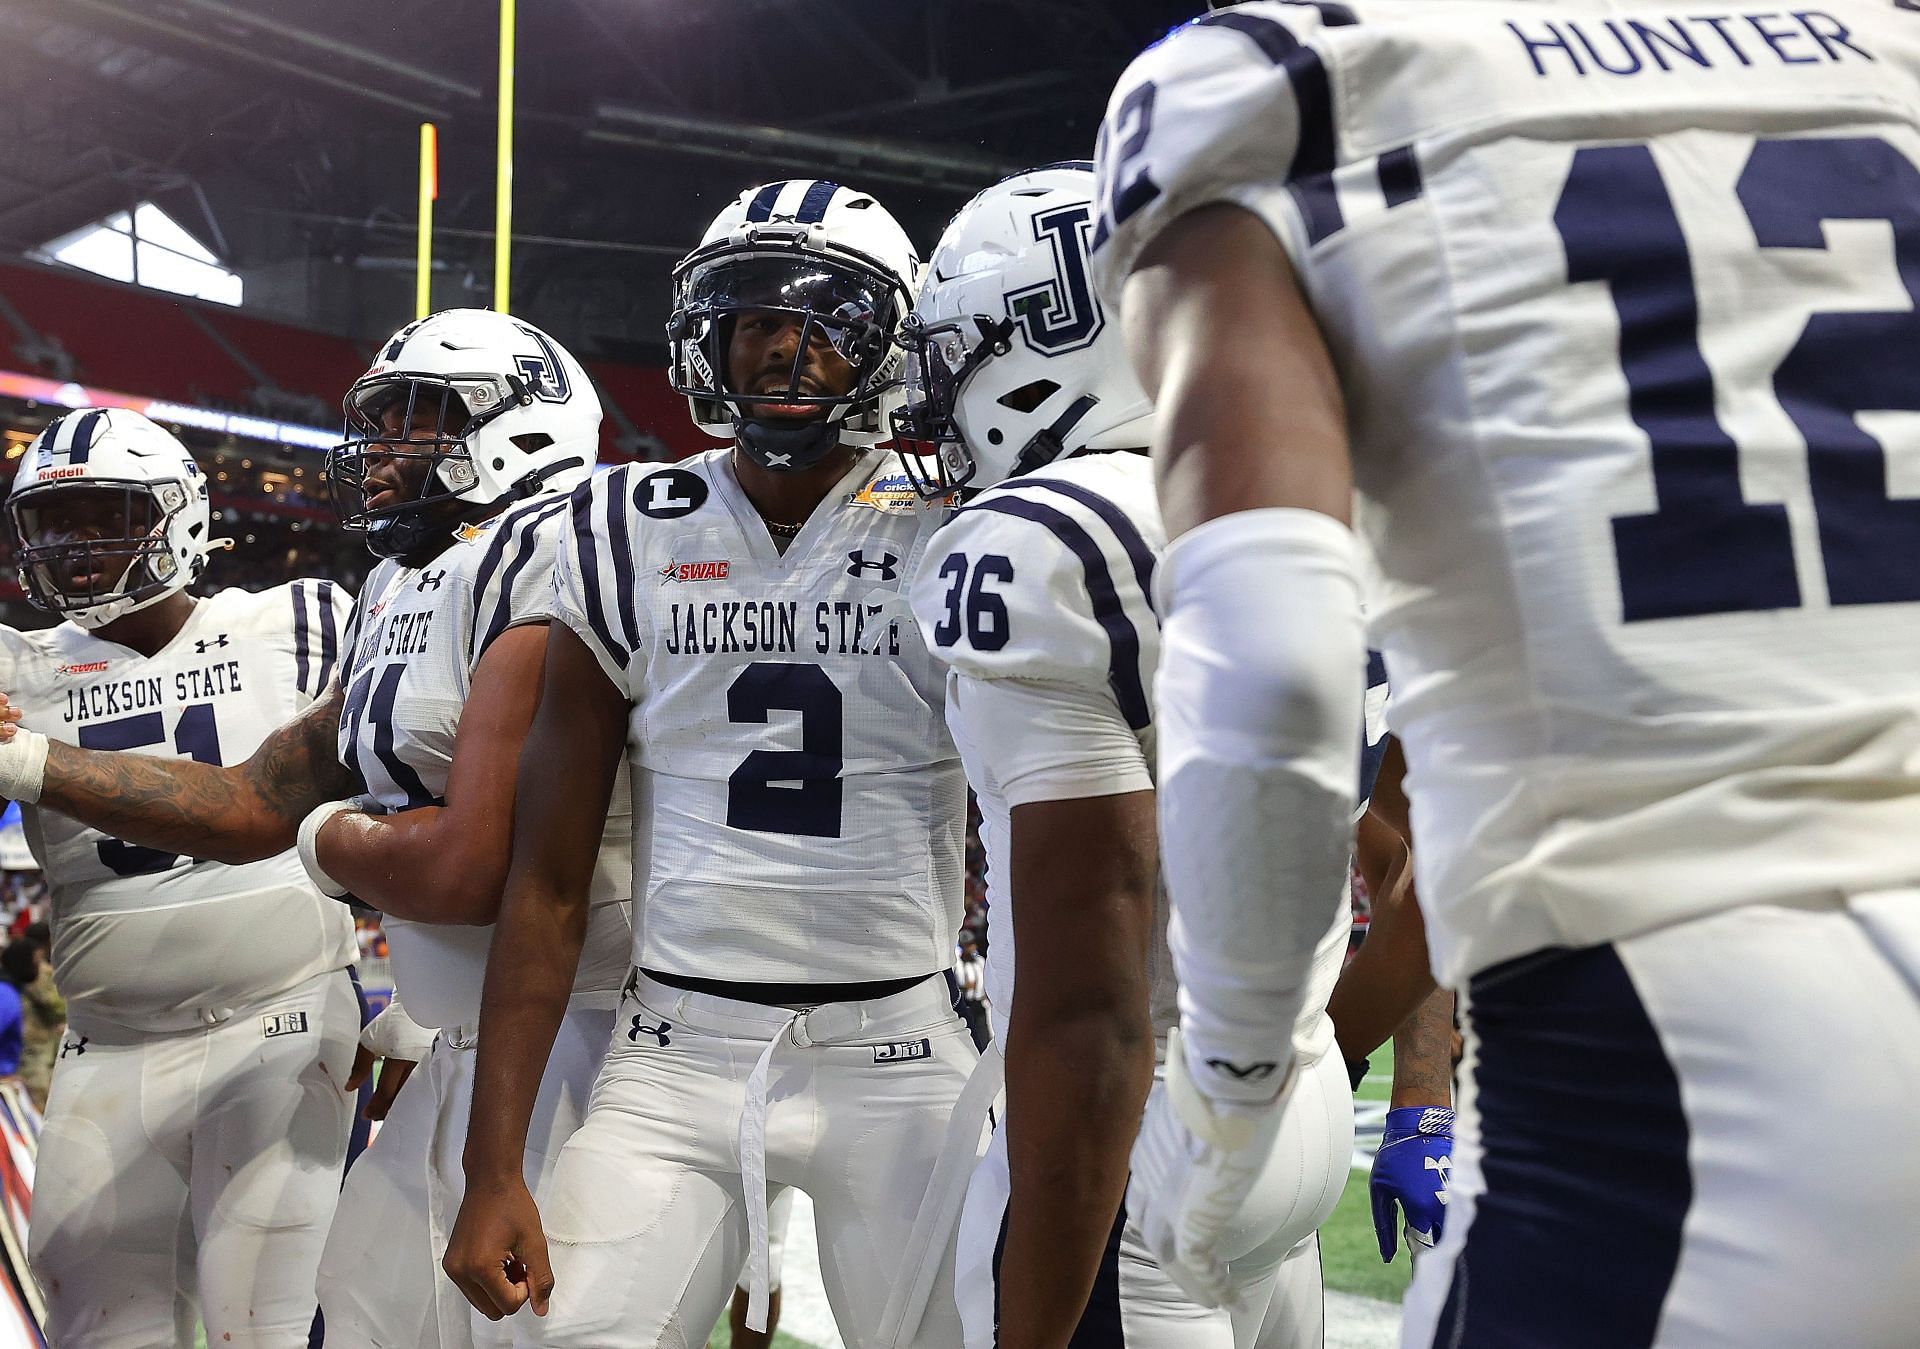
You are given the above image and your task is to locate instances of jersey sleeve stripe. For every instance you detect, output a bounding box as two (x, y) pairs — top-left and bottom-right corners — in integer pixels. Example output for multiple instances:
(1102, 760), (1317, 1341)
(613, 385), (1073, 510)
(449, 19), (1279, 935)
(475, 499), (570, 658)
(567, 479), (628, 671)
(969, 496), (1152, 730)
(315, 579), (341, 693)
(1197, 9), (1343, 240)
(291, 579), (314, 694)
(1015, 479), (1160, 615)
(604, 467), (641, 653)
(1377, 145), (1424, 207)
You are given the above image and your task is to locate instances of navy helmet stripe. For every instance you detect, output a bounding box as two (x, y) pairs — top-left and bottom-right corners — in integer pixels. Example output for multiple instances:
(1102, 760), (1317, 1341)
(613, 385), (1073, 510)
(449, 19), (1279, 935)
(478, 499), (570, 657)
(1013, 479), (1159, 617)
(67, 409), (104, 464)
(291, 580), (314, 693)
(795, 180), (839, 223)
(969, 496), (1152, 729)
(744, 182), (784, 223)
(315, 579), (341, 694)
(568, 480), (627, 670)
(1378, 145), (1424, 208)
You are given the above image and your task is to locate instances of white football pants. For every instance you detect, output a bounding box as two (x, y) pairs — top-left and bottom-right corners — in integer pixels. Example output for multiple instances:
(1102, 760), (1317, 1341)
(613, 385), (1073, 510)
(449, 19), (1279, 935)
(29, 967), (359, 1349)
(1401, 890), (1920, 1349)
(521, 971), (980, 1349)
(315, 999), (614, 1349)
(956, 1044), (1350, 1349)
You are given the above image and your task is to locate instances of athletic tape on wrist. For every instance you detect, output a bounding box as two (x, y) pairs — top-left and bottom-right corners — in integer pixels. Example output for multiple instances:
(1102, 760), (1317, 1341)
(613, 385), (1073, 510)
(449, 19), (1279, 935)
(0, 728), (48, 805)
(296, 799), (359, 898)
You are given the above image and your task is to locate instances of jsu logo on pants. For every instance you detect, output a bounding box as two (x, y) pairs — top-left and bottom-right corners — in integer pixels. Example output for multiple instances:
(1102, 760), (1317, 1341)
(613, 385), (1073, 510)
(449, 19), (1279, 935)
(873, 1038), (931, 1064)
(261, 1011), (309, 1038)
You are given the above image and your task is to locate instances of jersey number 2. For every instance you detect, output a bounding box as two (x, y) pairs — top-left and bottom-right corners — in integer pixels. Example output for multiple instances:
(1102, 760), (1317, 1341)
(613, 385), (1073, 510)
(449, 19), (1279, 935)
(726, 662), (842, 838)
(1557, 134), (1920, 621)
(77, 704), (222, 876)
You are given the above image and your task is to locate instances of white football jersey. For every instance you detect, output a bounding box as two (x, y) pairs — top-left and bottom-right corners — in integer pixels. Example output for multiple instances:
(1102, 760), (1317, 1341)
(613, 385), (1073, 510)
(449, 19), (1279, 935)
(1, 583), (357, 1031)
(1094, 0), (1920, 984)
(549, 449), (967, 985)
(910, 452), (1382, 1065)
(340, 493), (633, 1029)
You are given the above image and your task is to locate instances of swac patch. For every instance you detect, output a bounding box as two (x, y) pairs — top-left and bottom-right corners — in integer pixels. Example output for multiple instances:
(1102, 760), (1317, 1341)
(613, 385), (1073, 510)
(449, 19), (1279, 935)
(873, 1038), (933, 1064)
(262, 1011), (310, 1038)
(659, 559), (730, 585)
(57, 660), (109, 676)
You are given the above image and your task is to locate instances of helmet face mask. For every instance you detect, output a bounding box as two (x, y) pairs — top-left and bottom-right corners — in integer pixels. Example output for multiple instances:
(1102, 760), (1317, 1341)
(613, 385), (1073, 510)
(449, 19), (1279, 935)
(891, 313), (1017, 497)
(329, 310), (602, 560)
(329, 374), (495, 560)
(668, 184), (920, 473)
(11, 481), (177, 618)
(6, 408), (216, 629)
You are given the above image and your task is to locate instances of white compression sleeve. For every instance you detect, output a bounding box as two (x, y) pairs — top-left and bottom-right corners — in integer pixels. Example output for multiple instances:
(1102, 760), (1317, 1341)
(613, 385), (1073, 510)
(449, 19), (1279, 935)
(1155, 508), (1365, 1105)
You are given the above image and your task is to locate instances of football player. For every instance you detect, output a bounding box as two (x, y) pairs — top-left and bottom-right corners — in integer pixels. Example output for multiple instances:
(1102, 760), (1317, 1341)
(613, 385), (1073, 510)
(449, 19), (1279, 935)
(0, 408), (358, 1348)
(443, 180), (981, 1349)
(0, 311), (633, 1349)
(1092, 4), (1920, 1344)
(897, 163), (1448, 1349)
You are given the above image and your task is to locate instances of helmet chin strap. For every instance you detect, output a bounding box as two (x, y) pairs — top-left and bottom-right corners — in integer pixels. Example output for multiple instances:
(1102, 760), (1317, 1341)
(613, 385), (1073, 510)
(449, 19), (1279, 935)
(1008, 394), (1101, 480)
(735, 416), (846, 473)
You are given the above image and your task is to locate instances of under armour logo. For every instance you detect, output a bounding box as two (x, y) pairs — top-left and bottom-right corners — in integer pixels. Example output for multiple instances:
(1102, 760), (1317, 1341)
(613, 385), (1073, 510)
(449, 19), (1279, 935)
(1427, 1154), (1453, 1202)
(417, 570), (446, 592)
(627, 1017), (671, 1047)
(762, 452), (794, 469)
(1204, 1057), (1278, 1082)
(194, 634), (230, 653)
(846, 550), (899, 580)
(60, 1036), (88, 1059)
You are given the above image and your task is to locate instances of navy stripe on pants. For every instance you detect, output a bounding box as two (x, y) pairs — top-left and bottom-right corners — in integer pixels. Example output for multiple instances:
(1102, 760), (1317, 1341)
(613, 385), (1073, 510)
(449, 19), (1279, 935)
(1433, 946), (1692, 1348)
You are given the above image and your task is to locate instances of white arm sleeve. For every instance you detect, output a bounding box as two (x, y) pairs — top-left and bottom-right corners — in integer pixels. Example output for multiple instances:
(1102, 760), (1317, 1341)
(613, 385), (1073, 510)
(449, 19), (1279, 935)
(1157, 507), (1364, 1105)
(947, 674), (1153, 809)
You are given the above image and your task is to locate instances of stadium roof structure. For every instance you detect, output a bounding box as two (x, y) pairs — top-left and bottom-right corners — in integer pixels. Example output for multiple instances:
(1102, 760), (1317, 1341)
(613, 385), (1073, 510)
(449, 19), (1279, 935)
(0, 0), (1197, 359)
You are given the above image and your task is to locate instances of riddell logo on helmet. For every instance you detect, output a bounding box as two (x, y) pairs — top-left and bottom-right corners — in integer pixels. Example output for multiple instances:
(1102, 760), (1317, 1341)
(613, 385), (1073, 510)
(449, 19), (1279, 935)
(40, 466), (88, 481)
(659, 559), (729, 585)
(57, 661), (109, 676)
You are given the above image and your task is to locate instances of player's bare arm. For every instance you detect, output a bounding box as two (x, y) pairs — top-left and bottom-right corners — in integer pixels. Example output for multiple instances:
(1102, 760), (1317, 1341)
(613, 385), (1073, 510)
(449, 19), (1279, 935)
(999, 788), (1158, 1349)
(306, 621), (548, 924)
(1125, 203), (1351, 534)
(1329, 741), (1438, 1061)
(443, 620), (626, 1321)
(0, 680), (354, 863)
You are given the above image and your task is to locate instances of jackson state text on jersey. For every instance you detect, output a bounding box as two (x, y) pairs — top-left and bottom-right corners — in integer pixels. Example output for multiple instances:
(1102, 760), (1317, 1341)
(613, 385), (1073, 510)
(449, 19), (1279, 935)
(1092, 1), (1920, 983)
(0, 582), (355, 1029)
(549, 451), (966, 986)
(338, 493), (633, 1028)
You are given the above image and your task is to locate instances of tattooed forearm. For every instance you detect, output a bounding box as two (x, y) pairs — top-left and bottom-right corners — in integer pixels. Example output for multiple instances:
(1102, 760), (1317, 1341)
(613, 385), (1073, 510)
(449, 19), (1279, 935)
(1389, 985), (1456, 1109)
(38, 683), (356, 865)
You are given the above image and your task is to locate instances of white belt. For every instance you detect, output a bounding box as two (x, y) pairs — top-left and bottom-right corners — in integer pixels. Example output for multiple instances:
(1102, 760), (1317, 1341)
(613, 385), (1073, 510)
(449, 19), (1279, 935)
(629, 971), (965, 1337)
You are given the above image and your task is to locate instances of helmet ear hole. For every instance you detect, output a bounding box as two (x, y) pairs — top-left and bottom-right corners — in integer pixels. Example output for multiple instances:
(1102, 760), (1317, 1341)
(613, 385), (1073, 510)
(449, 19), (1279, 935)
(997, 379), (1061, 414)
(510, 432), (554, 453)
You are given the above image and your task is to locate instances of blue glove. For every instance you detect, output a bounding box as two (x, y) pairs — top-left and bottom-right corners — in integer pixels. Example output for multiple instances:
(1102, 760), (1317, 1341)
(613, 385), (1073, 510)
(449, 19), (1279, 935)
(1369, 1105), (1453, 1262)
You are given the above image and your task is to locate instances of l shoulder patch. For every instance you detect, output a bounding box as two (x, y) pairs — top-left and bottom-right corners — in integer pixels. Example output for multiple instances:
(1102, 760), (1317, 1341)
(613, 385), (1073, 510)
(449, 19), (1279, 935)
(634, 468), (709, 519)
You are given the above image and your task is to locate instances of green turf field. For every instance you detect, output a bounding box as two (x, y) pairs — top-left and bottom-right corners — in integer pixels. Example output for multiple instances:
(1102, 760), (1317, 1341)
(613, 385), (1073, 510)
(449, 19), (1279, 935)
(1317, 1038), (1417, 1305)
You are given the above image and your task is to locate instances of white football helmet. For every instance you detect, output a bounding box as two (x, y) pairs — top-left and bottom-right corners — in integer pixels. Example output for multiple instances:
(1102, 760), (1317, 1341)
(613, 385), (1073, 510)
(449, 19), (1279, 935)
(7, 407), (222, 629)
(667, 179), (920, 473)
(893, 162), (1154, 497)
(329, 308), (600, 559)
